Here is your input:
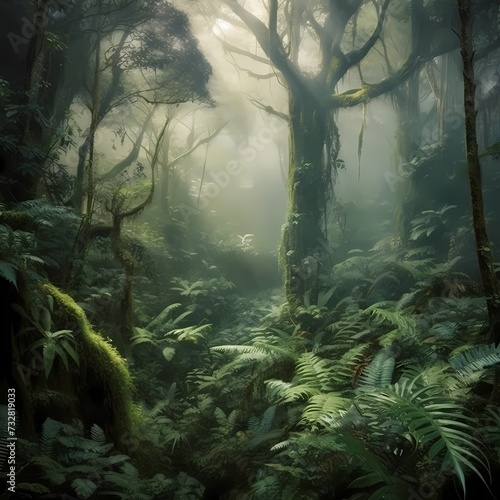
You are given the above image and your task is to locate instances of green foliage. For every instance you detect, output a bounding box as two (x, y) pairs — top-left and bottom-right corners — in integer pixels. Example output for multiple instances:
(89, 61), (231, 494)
(357, 373), (490, 495)
(449, 344), (500, 375)
(13, 299), (79, 379)
(358, 352), (396, 388)
(409, 205), (457, 241)
(0, 223), (41, 287)
(131, 302), (211, 362)
(171, 276), (236, 298)
(17, 417), (202, 499)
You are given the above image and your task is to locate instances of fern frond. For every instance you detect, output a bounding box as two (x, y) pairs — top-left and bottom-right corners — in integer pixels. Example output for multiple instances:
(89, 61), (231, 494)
(358, 376), (490, 495)
(450, 344), (500, 375)
(266, 379), (321, 404)
(41, 418), (62, 457)
(90, 424), (106, 445)
(71, 478), (97, 499)
(0, 260), (18, 288)
(259, 406), (276, 434)
(294, 353), (336, 392)
(16, 483), (51, 494)
(300, 393), (351, 428)
(145, 303), (182, 332)
(359, 355), (395, 388)
(364, 302), (416, 335)
(270, 440), (292, 451)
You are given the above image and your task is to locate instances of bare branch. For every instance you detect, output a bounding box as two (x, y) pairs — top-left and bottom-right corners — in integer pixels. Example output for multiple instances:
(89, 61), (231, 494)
(345, 0), (391, 70)
(214, 32), (271, 65)
(169, 122), (228, 168)
(99, 108), (155, 183)
(246, 97), (289, 121)
(225, 0), (312, 99)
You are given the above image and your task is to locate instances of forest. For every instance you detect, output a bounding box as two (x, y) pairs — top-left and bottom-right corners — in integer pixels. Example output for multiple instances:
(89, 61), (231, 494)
(1, 0), (500, 498)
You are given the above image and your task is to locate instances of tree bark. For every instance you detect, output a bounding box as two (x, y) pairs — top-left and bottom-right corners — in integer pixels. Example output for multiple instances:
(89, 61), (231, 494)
(280, 92), (335, 306)
(458, 0), (500, 346)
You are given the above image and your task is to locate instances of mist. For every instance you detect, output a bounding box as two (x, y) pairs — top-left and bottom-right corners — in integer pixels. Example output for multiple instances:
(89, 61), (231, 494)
(2, 0), (500, 498)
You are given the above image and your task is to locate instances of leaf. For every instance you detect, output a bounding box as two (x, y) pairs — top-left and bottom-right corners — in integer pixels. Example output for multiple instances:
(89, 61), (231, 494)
(162, 347), (176, 361)
(43, 341), (57, 378)
(349, 472), (385, 489)
(61, 339), (79, 366)
(0, 260), (18, 289)
(72, 478), (97, 499)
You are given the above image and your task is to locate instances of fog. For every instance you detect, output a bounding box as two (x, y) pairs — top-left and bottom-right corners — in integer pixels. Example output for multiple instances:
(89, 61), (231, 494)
(3, 1), (500, 498)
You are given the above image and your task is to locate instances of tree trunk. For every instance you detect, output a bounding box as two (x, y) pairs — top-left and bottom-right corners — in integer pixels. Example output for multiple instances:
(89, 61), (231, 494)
(110, 215), (137, 354)
(458, 0), (500, 347)
(280, 92), (334, 306)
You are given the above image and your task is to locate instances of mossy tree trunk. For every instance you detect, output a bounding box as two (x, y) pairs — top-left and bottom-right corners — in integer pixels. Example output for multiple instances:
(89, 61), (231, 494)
(227, 0), (428, 307)
(458, 0), (500, 348)
(281, 93), (335, 306)
(39, 283), (138, 453)
(110, 214), (138, 352)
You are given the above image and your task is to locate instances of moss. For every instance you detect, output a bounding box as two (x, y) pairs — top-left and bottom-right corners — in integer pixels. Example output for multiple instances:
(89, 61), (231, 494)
(39, 282), (140, 453)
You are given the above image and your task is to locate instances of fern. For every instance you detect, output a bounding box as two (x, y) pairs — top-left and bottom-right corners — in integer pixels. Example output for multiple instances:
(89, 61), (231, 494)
(71, 478), (97, 499)
(41, 418), (62, 457)
(266, 379), (321, 404)
(359, 353), (395, 388)
(30, 456), (67, 486)
(364, 302), (416, 335)
(300, 393), (351, 428)
(249, 473), (281, 499)
(358, 374), (490, 494)
(0, 260), (19, 288)
(90, 424), (106, 445)
(168, 323), (211, 343)
(245, 406), (282, 450)
(449, 344), (500, 375)
(294, 352), (337, 392)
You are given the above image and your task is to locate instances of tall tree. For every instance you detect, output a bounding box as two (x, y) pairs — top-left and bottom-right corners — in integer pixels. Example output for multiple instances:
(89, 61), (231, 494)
(457, 0), (500, 347)
(68, 0), (213, 215)
(224, 0), (447, 306)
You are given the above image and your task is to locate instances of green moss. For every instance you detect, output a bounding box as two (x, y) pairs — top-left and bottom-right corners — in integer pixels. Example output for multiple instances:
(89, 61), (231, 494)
(39, 283), (140, 452)
(331, 87), (372, 108)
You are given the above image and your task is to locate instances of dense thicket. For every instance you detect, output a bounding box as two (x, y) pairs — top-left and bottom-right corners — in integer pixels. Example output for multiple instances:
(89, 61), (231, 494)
(1, 0), (500, 499)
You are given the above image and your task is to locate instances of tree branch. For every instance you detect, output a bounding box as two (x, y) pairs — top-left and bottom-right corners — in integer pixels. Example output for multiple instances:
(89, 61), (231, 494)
(345, 0), (391, 70)
(169, 122), (228, 169)
(213, 33), (271, 65)
(225, 0), (312, 98)
(98, 107), (155, 183)
(246, 97), (289, 121)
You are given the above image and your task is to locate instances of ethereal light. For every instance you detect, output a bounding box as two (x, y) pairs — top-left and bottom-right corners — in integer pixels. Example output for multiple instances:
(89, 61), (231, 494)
(213, 18), (232, 35)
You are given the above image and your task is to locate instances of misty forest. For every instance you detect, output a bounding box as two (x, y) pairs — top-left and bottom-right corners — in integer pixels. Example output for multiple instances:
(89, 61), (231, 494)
(2, 0), (500, 499)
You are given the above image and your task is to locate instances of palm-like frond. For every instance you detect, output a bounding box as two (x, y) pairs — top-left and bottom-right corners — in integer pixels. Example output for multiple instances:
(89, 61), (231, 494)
(449, 344), (500, 375)
(359, 354), (395, 388)
(364, 302), (416, 335)
(300, 393), (351, 428)
(358, 375), (490, 494)
(266, 379), (321, 404)
(294, 352), (337, 391)
(0, 260), (19, 288)
(41, 418), (62, 457)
